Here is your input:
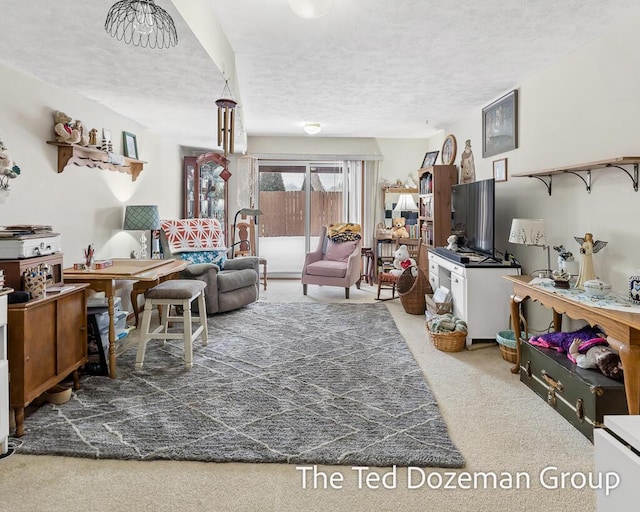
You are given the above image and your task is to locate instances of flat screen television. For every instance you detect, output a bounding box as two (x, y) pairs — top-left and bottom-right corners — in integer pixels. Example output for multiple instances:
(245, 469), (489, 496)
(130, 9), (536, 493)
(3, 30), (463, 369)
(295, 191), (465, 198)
(450, 178), (495, 257)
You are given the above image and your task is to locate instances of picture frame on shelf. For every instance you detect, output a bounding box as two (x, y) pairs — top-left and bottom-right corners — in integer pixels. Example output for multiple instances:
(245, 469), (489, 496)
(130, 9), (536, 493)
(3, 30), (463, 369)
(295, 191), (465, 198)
(441, 134), (457, 165)
(493, 158), (508, 182)
(421, 151), (439, 168)
(101, 128), (113, 152)
(482, 89), (518, 158)
(123, 131), (138, 159)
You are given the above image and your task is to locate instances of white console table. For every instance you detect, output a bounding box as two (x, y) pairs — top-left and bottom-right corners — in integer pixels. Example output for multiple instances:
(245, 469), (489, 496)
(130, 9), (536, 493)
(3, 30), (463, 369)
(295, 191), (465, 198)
(595, 416), (640, 509)
(427, 249), (520, 346)
(1, 288), (11, 455)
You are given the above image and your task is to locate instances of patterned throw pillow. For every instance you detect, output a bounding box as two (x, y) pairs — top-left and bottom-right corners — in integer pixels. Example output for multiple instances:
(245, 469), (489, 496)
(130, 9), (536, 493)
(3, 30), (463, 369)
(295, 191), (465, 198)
(178, 250), (227, 268)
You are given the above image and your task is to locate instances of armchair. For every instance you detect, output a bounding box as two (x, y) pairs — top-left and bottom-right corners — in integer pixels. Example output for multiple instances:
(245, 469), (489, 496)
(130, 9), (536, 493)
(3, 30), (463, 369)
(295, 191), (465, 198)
(301, 225), (362, 299)
(159, 219), (259, 314)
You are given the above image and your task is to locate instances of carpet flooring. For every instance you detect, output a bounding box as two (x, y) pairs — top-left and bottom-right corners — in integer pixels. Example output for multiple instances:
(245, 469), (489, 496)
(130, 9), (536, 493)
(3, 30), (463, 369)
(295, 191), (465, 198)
(14, 302), (464, 467)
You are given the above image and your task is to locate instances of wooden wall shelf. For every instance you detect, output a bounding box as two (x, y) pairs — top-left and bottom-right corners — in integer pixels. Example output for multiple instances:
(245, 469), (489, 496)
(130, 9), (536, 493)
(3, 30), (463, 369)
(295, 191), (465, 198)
(512, 156), (640, 195)
(46, 141), (146, 181)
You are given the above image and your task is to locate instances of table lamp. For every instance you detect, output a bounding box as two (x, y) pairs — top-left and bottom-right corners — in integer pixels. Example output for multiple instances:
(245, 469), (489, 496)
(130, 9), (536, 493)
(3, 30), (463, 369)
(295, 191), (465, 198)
(123, 205), (161, 259)
(393, 194), (418, 214)
(232, 208), (263, 258)
(508, 218), (551, 277)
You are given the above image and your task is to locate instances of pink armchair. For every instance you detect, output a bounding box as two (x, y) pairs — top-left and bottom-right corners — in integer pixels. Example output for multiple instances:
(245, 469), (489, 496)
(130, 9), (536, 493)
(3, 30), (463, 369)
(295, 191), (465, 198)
(301, 225), (362, 298)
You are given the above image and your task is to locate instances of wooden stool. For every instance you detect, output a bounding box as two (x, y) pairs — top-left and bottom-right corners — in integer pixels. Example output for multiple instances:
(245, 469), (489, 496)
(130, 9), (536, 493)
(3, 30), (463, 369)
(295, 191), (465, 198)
(361, 247), (374, 285)
(376, 272), (400, 300)
(135, 280), (208, 370)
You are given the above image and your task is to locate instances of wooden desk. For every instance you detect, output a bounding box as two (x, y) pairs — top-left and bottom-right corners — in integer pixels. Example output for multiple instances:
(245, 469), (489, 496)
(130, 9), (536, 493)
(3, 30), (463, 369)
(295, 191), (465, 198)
(505, 275), (640, 415)
(64, 259), (188, 378)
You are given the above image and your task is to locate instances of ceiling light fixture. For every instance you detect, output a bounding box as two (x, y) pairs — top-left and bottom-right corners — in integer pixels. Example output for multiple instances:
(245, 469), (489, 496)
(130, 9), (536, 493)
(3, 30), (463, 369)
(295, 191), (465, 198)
(216, 80), (238, 156)
(105, 0), (178, 49)
(288, 0), (334, 19)
(303, 122), (322, 135)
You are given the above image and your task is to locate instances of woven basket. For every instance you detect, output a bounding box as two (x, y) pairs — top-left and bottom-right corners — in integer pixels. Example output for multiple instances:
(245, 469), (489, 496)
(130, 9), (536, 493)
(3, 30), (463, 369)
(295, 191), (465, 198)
(496, 330), (526, 363)
(398, 268), (430, 315)
(426, 325), (467, 353)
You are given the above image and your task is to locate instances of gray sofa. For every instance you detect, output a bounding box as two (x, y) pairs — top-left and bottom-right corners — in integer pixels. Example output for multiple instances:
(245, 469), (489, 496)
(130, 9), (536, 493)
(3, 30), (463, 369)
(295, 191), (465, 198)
(159, 223), (259, 315)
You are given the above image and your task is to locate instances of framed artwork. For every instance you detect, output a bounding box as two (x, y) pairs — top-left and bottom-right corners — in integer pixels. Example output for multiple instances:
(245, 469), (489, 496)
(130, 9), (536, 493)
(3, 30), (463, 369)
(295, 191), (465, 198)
(123, 131), (138, 159)
(482, 89), (518, 158)
(441, 134), (457, 165)
(421, 151), (439, 168)
(493, 158), (508, 182)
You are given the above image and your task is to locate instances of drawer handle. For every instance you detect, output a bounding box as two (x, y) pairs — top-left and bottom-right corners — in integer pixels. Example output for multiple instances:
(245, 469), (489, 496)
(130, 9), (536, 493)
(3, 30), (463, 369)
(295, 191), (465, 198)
(541, 370), (564, 392)
(575, 399), (585, 422)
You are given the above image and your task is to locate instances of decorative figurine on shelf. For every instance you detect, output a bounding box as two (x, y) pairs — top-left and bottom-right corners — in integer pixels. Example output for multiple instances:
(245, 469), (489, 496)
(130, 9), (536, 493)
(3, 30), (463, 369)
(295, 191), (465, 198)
(391, 217), (410, 238)
(88, 128), (98, 147)
(460, 139), (476, 184)
(574, 232), (608, 289)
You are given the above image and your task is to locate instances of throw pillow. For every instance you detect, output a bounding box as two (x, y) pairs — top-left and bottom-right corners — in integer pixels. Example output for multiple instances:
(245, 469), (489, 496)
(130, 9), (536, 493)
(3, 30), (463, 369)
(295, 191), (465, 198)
(324, 240), (358, 262)
(178, 250), (227, 268)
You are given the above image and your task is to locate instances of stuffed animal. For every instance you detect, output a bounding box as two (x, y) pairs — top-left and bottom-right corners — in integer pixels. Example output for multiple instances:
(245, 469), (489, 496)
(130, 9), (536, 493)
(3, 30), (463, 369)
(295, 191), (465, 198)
(53, 110), (81, 144)
(390, 244), (417, 277)
(446, 234), (459, 251)
(391, 217), (410, 238)
(75, 120), (90, 146)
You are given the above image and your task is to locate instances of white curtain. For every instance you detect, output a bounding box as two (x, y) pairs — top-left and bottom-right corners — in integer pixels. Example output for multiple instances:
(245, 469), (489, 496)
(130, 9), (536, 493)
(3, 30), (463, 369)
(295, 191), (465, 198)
(363, 159), (380, 250)
(236, 155), (258, 208)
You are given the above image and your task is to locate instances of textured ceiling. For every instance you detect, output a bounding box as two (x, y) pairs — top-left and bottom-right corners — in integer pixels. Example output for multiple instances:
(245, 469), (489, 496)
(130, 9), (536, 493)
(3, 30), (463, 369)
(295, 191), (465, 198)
(0, 0), (638, 149)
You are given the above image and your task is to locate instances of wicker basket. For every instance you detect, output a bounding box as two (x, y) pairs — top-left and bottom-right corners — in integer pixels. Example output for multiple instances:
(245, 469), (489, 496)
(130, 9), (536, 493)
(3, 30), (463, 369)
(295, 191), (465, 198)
(398, 268), (430, 315)
(425, 294), (452, 316)
(496, 330), (526, 363)
(426, 325), (467, 353)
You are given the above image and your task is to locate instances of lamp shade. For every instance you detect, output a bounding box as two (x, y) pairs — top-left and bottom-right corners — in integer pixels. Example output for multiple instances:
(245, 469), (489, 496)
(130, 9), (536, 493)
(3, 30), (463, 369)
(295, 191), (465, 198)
(123, 205), (161, 230)
(393, 194), (418, 213)
(508, 218), (547, 246)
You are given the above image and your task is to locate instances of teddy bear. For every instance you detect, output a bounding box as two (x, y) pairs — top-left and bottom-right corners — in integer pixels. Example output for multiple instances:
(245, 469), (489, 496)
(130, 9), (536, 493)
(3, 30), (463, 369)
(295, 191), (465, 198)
(74, 120), (90, 147)
(391, 217), (410, 238)
(390, 244), (417, 277)
(53, 110), (81, 144)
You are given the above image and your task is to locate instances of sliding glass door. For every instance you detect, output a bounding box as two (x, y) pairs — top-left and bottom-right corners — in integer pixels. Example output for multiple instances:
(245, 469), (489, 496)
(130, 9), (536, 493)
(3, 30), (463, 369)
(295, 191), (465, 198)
(257, 161), (350, 276)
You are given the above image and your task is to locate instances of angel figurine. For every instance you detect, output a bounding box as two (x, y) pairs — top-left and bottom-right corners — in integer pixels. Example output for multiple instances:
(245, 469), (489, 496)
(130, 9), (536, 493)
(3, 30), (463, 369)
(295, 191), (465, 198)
(574, 233), (607, 289)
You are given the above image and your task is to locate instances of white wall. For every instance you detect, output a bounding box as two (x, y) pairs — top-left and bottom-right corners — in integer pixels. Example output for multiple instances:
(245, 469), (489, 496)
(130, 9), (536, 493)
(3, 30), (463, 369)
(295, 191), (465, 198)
(431, 14), (640, 328)
(0, 62), (183, 268)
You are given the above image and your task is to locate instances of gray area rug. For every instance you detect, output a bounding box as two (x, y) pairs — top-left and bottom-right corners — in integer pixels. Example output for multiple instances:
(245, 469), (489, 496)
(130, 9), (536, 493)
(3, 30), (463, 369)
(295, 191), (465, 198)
(15, 302), (464, 467)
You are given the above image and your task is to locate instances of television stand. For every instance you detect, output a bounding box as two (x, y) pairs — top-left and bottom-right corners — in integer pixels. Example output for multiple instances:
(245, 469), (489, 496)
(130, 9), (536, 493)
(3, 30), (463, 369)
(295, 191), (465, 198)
(428, 249), (521, 347)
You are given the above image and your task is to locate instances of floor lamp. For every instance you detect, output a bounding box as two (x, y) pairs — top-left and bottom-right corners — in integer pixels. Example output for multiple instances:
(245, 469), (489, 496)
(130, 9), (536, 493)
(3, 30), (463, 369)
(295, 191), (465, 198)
(232, 208), (263, 258)
(508, 218), (551, 277)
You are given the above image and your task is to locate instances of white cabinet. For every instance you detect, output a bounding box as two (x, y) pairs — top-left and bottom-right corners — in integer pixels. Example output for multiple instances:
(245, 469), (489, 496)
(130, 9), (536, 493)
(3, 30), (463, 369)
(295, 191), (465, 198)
(1, 292), (9, 455)
(595, 416), (640, 510)
(428, 250), (520, 346)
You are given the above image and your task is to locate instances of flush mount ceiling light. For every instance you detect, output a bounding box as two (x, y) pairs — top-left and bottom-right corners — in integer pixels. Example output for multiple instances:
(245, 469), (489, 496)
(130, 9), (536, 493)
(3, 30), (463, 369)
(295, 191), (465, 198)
(303, 122), (322, 135)
(105, 0), (178, 49)
(288, 0), (334, 19)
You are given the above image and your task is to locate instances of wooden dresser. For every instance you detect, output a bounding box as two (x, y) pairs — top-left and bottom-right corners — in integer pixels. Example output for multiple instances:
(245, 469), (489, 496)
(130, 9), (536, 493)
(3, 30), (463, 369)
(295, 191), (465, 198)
(7, 283), (88, 436)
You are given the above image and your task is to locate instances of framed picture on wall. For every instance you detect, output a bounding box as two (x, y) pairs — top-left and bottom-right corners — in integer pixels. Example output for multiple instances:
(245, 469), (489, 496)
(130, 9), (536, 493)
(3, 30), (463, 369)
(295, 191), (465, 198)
(123, 131), (138, 159)
(493, 158), (507, 182)
(482, 89), (518, 158)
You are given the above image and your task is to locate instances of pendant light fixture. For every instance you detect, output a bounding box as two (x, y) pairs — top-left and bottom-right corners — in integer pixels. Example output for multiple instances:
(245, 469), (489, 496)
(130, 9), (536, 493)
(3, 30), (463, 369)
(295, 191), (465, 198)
(288, 0), (334, 19)
(105, 0), (178, 49)
(216, 80), (237, 156)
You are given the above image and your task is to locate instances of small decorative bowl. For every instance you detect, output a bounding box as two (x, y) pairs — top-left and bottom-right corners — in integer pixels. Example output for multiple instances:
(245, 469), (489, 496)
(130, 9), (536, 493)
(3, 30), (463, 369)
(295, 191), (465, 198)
(584, 278), (612, 298)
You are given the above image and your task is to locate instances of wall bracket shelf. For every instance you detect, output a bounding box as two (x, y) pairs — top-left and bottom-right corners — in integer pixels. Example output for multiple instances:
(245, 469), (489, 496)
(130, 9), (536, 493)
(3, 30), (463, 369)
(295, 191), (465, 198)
(46, 141), (146, 181)
(512, 156), (640, 196)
